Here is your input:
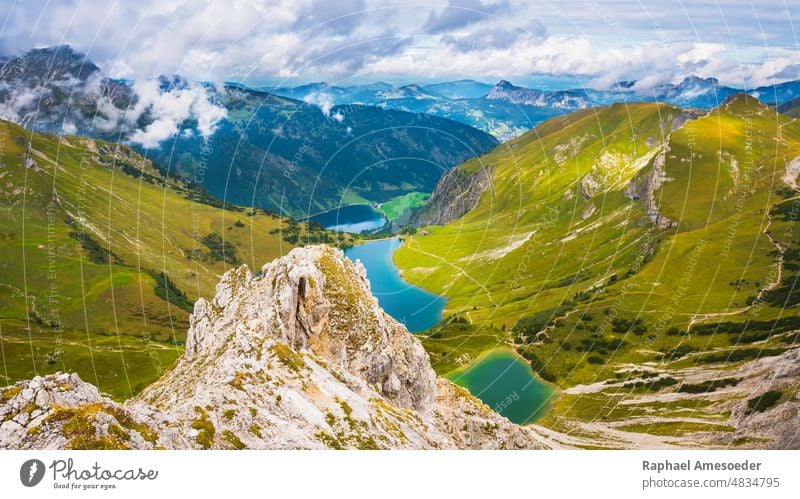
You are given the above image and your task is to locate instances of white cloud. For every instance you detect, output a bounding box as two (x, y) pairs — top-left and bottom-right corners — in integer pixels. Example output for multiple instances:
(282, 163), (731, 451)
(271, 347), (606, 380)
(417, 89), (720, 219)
(303, 92), (335, 116)
(127, 80), (226, 148)
(0, 0), (798, 88)
(62, 122), (78, 135)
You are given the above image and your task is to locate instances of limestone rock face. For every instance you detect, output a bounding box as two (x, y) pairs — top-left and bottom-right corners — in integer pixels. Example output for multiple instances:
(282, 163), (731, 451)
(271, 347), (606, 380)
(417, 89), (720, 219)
(0, 246), (553, 450)
(414, 166), (493, 226)
(0, 373), (158, 450)
(625, 147), (674, 228)
(717, 348), (800, 449)
(183, 246), (437, 412)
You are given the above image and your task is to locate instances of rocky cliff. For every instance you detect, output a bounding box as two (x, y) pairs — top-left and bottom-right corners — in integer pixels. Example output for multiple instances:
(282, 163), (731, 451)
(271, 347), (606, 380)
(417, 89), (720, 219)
(624, 146), (674, 228)
(414, 166), (493, 226)
(0, 246), (553, 449)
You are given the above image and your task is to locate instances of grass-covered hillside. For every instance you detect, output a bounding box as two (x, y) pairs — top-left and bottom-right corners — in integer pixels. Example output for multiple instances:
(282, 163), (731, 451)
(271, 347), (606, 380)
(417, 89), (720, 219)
(395, 95), (800, 447)
(0, 120), (354, 399)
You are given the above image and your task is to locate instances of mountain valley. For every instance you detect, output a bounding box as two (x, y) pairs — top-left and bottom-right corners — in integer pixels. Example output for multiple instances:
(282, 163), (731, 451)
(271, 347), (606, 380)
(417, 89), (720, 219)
(1, 43), (799, 449)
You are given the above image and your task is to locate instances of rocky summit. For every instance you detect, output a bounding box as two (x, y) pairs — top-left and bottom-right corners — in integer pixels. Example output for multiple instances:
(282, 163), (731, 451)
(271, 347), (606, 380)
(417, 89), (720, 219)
(0, 246), (554, 450)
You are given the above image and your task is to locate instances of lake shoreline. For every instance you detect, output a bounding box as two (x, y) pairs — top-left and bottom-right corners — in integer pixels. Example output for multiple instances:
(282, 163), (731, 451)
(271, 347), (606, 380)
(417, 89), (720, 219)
(344, 238), (446, 332)
(310, 204), (387, 233)
(445, 346), (557, 424)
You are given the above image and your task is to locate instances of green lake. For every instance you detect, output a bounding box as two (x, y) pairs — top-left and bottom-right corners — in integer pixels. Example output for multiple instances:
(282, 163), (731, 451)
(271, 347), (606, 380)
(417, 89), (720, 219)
(446, 347), (555, 424)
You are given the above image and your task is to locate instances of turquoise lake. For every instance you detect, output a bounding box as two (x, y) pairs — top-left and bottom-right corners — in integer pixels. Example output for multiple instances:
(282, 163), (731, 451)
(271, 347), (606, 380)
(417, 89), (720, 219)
(344, 239), (554, 423)
(344, 238), (446, 332)
(447, 348), (555, 424)
(310, 204), (386, 233)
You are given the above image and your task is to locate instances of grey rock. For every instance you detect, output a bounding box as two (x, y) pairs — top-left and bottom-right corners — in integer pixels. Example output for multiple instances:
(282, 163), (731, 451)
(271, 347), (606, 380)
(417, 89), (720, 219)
(625, 147), (674, 228)
(1, 246), (553, 450)
(414, 166), (493, 226)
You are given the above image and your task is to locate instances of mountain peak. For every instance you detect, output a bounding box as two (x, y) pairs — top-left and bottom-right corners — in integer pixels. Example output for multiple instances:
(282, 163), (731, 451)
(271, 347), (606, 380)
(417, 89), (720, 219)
(720, 92), (769, 112)
(678, 75), (720, 87)
(1, 245), (550, 449)
(400, 83), (424, 92)
(1, 44), (100, 82)
(182, 245), (438, 411)
(486, 80), (590, 110)
(157, 74), (190, 91)
(495, 79), (516, 89)
(611, 80), (636, 89)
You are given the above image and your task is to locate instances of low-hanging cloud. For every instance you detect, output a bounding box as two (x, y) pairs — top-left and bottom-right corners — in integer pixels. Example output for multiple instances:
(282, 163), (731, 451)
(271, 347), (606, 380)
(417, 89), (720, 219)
(0, 49), (227, 147)
(303, 91), (335, 116)
(127, 80), (227, 148)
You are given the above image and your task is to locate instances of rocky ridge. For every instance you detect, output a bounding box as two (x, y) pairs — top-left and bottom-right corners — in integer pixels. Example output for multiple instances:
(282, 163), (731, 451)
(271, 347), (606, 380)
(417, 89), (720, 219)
(486, 80), (591, 110)
(414, 166), (494, 226)
(624, 147), (674, 228)
(0, 246), (554, 449)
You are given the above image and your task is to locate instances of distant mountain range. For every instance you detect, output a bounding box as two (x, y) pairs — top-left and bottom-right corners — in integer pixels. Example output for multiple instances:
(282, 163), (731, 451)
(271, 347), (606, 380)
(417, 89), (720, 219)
(0, 46), (498, 216)
(777, 96), (800, 117)
(267, 75), (800, 141)
(3, 45), (800, 216)
(266, 79), (586, 140)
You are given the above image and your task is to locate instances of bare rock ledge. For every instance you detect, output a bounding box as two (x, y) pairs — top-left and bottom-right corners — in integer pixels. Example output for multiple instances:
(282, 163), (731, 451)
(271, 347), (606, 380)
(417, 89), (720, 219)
(0, 246), (554, 449)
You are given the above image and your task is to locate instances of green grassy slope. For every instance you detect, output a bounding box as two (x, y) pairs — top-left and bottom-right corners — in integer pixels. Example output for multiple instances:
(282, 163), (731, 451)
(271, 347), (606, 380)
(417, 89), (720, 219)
(395, 96), (800, 445)
(377, 192), (430, 221)
(0, 120), (355, 399)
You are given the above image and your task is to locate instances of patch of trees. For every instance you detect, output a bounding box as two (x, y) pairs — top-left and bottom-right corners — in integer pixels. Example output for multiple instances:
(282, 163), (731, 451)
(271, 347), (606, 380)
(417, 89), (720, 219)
(574, 336), (626, 354)
(512, 304), (572, 341)
(665, 326), (688, 336)
(276, 218), (346, 246)
(622, 376), (678, 391)
(201, 233), (240, 265)
(67, 228), (123, 265)
(611, 317), (647, 335)
(757, 275), (800, 307)
(152, 272), (194, 312)
(659, 344), (695, 361)
(517, 349), (557, 383)
(769, 198), (800, 221)
(692, 316), (800, 342)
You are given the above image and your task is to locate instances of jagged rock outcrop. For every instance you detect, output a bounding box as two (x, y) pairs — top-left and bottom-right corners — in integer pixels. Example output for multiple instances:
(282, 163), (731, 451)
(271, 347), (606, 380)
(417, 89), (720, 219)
(0, 373), (159, 450)
(414, 166), (493, 226)
(717, 348), (800, 449)
(0, 246), (553, 450)
(625, 147), (674, 228)
(783, 156), (800, 190)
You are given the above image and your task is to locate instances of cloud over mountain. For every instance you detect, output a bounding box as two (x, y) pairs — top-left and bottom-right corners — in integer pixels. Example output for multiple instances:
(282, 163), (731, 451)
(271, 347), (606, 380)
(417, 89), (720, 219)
(0, 1), (798, 88)
(0, 46), (226, 147)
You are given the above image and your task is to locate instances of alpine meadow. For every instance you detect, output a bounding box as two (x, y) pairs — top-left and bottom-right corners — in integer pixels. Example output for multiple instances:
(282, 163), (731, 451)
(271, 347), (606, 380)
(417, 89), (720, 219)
(0, 0), (799, 460)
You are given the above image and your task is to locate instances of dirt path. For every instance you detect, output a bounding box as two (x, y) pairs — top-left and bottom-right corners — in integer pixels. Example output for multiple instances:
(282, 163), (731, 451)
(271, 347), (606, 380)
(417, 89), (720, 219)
(405, 237), (498, 306)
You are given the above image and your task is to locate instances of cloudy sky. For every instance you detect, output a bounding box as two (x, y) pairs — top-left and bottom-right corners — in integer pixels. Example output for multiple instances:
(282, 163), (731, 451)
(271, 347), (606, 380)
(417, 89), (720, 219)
(0, 0), (798, 88)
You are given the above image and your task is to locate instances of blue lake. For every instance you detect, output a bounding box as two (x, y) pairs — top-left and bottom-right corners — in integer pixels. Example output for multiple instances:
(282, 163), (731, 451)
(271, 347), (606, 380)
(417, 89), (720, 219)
(344, 238), (446, 332)
(310, 204), (386, 233)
